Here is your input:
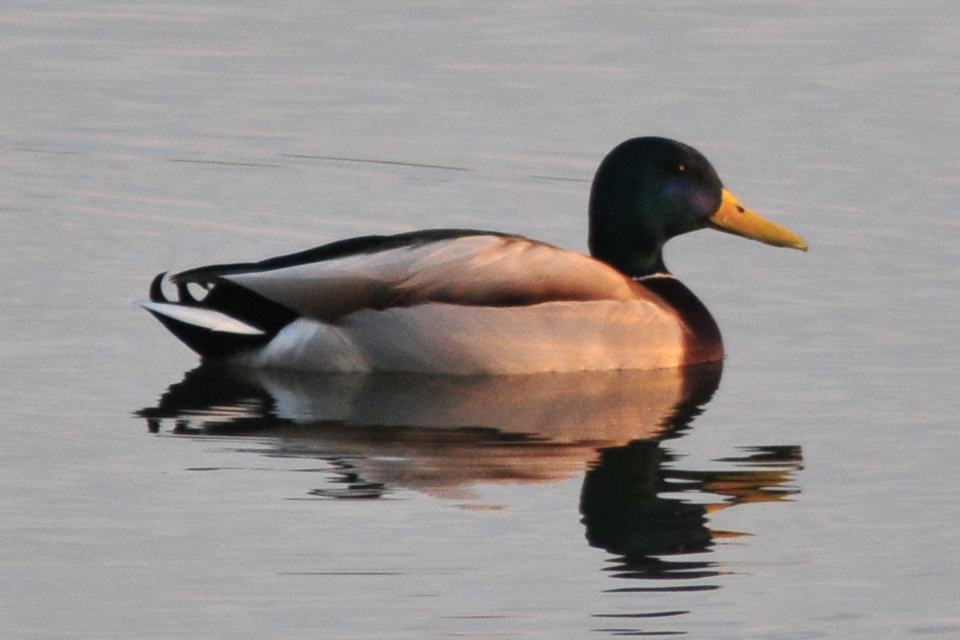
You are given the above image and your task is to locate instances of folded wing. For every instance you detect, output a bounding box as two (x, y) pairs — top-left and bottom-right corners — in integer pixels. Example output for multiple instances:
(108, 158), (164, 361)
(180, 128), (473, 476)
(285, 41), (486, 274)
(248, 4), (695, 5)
(173, 231), (649, 322)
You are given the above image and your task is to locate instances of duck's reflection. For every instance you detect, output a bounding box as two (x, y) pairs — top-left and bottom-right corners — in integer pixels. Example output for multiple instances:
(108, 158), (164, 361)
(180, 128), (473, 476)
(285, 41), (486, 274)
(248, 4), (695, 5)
(138, 362), (801, 616)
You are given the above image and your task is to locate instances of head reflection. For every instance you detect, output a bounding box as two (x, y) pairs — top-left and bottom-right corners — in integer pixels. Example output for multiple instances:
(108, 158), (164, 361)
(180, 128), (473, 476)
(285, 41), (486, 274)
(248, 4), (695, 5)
(581, 441), (802, 582)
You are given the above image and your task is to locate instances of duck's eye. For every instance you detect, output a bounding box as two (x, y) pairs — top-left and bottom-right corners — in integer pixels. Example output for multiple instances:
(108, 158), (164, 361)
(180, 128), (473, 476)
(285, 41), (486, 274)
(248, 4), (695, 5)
(668, 163), (687, 175)
(676, 164), (687, 174)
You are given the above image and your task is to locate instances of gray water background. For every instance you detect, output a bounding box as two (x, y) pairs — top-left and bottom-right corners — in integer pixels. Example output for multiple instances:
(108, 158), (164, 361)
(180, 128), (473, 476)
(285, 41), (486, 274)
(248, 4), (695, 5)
(2, 2), (959, 638)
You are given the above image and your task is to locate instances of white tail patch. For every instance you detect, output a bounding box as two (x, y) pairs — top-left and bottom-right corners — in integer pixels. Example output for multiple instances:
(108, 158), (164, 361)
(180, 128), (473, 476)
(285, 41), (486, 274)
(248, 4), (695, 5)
(139, 301), (265, 336)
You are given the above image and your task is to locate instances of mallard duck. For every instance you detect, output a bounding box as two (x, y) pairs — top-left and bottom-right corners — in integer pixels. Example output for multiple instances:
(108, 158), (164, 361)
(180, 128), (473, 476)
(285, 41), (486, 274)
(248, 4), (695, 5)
(142, 136), (806, 374)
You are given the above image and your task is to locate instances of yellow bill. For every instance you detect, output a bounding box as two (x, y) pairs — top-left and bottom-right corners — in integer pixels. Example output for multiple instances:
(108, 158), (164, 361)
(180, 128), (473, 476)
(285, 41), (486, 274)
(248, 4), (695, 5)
(708, 188), (808, 251)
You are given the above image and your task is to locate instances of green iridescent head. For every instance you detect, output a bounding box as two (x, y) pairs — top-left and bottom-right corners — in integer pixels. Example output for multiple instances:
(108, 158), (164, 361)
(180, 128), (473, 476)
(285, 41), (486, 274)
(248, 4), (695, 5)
(588, 137), (806, 277)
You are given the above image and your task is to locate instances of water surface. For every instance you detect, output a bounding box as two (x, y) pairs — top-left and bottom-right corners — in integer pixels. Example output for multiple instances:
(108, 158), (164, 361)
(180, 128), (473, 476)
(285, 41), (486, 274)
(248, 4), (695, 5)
(2, 2), (959, 638)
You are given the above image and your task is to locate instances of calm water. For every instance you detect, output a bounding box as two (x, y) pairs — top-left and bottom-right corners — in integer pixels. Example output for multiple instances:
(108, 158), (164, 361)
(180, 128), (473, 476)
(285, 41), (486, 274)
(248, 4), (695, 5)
(2, 2), (959, 638)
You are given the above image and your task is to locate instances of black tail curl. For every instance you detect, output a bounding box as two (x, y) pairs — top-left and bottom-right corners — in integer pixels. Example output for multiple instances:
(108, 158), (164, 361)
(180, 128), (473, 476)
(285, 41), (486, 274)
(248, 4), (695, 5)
(149, 272), (168, 302)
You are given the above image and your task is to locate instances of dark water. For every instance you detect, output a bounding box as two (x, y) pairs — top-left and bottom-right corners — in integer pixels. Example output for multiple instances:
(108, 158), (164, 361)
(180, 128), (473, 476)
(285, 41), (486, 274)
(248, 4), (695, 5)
(2, 2), (959, 638)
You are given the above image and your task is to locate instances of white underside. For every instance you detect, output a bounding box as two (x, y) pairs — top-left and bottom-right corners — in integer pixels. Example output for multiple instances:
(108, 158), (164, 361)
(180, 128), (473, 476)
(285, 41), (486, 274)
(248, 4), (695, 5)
(238, 300), (686, 375)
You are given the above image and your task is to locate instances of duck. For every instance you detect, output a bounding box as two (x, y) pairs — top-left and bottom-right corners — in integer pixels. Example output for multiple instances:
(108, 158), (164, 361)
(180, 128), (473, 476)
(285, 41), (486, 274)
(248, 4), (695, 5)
(141, 136), (807, 375)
